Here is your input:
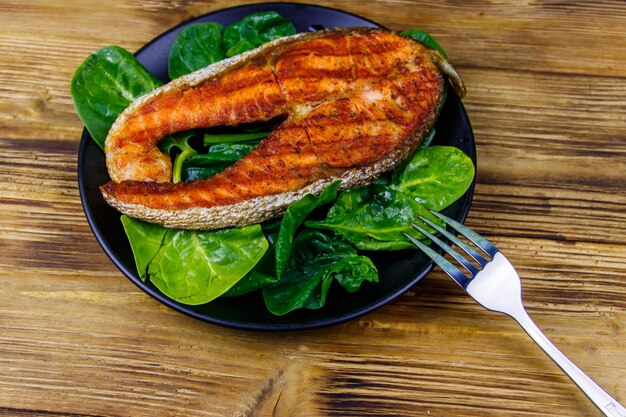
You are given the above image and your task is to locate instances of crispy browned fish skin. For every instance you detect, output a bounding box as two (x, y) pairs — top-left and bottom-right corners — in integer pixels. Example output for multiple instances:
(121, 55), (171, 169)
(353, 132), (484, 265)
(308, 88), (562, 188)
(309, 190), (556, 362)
(101, 28), (462, 230)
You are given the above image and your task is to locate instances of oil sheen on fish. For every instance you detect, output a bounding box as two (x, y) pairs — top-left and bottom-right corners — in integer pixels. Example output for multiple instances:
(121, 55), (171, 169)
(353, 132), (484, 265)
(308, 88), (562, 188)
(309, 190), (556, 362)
(100, 28), (465, 230)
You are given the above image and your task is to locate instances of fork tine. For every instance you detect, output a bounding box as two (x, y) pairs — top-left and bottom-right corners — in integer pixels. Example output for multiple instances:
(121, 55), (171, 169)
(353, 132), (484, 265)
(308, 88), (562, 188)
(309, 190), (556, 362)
(410, 222), (479, 276)
(429, 211), (499, 258)
(418, 216), (489, 267)
(403, 233), (471, 289)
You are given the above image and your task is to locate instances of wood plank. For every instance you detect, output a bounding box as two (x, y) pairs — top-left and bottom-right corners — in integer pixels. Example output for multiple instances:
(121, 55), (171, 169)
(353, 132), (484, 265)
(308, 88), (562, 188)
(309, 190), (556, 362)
(1, 268), (622, 416)
(2, 0), (626, 139)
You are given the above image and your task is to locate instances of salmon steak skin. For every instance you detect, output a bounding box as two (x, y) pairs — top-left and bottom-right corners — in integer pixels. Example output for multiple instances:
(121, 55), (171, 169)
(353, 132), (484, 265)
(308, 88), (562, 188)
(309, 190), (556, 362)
(100, 27), (465, 230)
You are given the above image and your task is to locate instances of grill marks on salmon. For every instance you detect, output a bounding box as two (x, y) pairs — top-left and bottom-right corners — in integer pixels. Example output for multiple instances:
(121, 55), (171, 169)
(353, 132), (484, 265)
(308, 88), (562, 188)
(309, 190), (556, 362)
(106, 60), (287, 183)
(101, 28), (464, 230)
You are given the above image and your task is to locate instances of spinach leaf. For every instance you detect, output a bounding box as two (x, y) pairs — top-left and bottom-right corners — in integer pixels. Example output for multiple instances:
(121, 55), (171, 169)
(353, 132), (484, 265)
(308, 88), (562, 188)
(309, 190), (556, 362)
(203, 131), (270, 145)
(222, 270), (278, 298)
(147, 225), (268, 305)
(263, 229), (378, 316)
(161, 131), (270, 182)
(182, 142), (259, 181)
(420, 128), (436, 149)
(222, 218), (282, 297)
(158, 130), (197, 153)
(158, 131), (199, 183)
(168, 22), (226, 79)
(221, 217), (288, 298)
(261, 218), (282, 244)
(307, 185), (443, 251)
(391, 146), (475, 211)
(120, 215), (167, 280)
(223, 11), (296, 57)
(202, 142), (259, 162)
(400, 28), (448, 58)
(71, 46), (163, 149)
(275, 181), (340, 278)
(178, 131), (271, 181)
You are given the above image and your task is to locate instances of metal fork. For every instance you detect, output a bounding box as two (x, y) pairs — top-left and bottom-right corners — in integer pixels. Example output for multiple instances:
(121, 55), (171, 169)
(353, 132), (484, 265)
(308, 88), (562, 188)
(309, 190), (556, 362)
(405, 211), (625, 417)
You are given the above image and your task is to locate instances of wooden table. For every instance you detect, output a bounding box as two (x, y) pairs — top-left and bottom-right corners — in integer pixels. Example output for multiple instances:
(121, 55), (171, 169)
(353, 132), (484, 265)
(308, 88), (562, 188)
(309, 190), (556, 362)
(1, 1), (624, 416)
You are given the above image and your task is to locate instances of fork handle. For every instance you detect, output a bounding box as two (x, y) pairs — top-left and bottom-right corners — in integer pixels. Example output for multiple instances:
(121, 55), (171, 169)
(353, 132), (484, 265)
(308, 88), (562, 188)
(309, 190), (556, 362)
(512, 308), (625, 417)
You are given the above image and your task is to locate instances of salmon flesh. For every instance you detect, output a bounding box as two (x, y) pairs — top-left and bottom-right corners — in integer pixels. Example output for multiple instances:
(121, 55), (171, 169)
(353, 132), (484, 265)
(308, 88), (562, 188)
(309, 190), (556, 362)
(100, 28), (465, 230)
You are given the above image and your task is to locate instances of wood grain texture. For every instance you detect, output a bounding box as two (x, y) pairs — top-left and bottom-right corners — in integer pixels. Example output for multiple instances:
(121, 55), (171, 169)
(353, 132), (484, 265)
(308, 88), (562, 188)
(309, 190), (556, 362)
(0, 1), (624, 416)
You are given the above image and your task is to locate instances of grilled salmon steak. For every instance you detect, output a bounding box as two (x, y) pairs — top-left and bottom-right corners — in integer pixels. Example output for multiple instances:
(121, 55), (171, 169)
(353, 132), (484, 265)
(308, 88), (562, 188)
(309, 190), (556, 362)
(101, 28), (465, 229)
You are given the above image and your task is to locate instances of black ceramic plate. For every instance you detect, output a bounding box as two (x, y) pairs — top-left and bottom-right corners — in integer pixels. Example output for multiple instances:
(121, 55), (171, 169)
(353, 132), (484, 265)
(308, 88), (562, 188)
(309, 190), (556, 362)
(78, 3), (476, 331)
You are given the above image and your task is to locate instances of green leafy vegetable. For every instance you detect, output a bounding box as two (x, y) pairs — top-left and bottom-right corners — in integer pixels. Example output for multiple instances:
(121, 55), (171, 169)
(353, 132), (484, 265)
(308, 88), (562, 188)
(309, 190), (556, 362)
(203, 131), (270, 145)
(158, 131), (199, 183)
(391, 146), (475, 211)
(168, 22), (226, 79)
(400, 28), (448, 58)
(157, 131), (194, 154)
(307, 147), (473, 250)
(182, 142), (258, 181)
(263, 229), (378, 316)
(275, 181), (340, 278)
(420, 129), (436, 149)
(260, 218), (281, 246)
(307, 185), (443, 251)
(222, 270), (279, 298)
(71, 46), (163, 149)
(224, 219), (281, 298)
(170, 131), (270, 181)
(121, 215), (167, 280)
(223, 11), (297, 57)
(160, 131), (271, 182)
(147, 225), (268, 305)
(220, 219), (282, 297)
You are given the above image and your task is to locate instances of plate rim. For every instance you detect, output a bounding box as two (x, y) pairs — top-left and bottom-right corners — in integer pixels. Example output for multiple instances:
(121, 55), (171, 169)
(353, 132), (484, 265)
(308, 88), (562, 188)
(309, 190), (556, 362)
(77, 2), (476, 331)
